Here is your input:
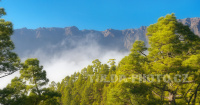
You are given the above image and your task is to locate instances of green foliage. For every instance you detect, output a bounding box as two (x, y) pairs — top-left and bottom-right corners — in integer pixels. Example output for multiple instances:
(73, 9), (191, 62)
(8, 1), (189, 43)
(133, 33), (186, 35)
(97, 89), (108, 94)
(0, 59), (61, 105)
(56, 14), (200, 105)
(1, 13), (200, 105)
(20, 58), (49, 95)
(0, 77), (28, 105)
(0, 6), (20, 78)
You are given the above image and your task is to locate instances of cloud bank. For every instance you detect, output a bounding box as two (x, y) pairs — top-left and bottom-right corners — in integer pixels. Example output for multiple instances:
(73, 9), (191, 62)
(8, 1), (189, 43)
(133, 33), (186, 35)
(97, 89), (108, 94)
(0, 36), (129, 89)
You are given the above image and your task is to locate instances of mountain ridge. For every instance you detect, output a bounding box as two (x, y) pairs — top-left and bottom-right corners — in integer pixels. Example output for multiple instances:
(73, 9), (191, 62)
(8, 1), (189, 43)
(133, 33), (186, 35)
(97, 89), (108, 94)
(12, 18), (200, 57)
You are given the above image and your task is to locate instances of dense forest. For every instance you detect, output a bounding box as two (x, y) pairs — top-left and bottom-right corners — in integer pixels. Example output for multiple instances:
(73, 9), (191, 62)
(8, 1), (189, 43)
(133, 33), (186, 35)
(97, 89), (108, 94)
(0, 5), (200, 105)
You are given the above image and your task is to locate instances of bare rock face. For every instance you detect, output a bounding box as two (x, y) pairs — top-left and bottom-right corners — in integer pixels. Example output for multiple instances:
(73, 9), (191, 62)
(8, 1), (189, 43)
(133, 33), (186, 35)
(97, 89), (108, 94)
(11, 18), (200, 57)
(122, 26), (148, 49)
(64, 26), (80, 36)
(178, 18), (200, 36)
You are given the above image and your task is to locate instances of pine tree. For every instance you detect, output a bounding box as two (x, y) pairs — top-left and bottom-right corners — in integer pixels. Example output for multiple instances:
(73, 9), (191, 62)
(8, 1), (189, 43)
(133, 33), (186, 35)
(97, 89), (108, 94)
(146, 13), (200, 104)
(0, 6), (20, 78)
(0, 77), (28, 105)
(20, 59), (49, 99)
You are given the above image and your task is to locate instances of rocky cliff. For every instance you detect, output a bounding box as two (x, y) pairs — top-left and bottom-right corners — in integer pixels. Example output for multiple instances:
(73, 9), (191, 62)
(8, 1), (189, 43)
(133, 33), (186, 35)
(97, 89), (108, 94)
(11, 18), (200, 56)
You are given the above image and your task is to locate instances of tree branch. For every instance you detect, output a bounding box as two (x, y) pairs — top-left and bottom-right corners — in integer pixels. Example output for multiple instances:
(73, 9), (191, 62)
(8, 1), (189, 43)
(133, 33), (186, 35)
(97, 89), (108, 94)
(0, 70), (18, 78)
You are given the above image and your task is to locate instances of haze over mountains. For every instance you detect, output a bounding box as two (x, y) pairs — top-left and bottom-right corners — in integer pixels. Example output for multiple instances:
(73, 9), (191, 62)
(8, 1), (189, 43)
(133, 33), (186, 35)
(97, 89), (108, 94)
(12, 17), (200, 58)
(12, 25), (147, 57)
(1, 17), (198, 89)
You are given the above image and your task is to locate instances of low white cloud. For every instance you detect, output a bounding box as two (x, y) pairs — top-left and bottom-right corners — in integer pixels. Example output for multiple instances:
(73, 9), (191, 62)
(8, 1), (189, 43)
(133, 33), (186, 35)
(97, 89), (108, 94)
(0, 36), (129, 89)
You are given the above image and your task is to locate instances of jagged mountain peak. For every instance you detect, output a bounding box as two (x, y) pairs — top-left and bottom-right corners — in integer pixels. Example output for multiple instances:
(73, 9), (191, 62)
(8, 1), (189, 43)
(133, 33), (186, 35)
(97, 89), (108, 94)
(64, 26), (80, 36)
(102, 28), (122, 37)
(178, 17), (200, 36)
(139, 26), (147, 30)
(65, 26), (79, 31)
(11, 17), (200, 56)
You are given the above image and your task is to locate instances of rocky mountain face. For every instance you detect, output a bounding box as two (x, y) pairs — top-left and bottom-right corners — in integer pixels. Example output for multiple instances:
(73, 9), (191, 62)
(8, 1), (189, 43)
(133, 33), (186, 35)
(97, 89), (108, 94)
(177, 18), (200, 37)
(11, 18), (200, 56)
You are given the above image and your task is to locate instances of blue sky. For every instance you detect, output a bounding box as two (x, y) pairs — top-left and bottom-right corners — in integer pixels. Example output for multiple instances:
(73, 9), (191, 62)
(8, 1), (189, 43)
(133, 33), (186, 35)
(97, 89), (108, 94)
(1, 0), (200, 30)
